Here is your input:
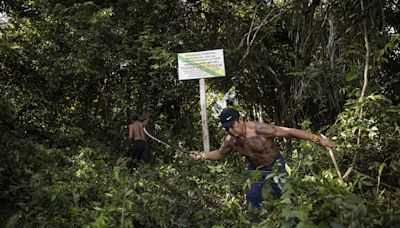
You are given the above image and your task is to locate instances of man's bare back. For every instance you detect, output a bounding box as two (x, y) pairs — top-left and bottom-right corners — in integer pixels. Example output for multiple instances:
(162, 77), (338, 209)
(125, 115), (151, 166)
(128, 121), (147, 142)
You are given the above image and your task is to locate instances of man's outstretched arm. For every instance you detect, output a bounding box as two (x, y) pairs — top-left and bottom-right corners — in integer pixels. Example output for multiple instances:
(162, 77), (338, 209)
(189, 149), (226, 160)
(189, 137), (232, 160)
(257, 123), (334, 148)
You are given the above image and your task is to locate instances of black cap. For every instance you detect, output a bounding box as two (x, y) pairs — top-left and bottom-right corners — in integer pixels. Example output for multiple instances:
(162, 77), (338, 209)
(219, 108), (240, 128)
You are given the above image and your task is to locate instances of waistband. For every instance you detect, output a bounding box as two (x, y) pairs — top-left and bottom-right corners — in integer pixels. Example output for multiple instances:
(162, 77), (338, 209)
(133, 139), (147, 142)
(247, 153), (285, 171)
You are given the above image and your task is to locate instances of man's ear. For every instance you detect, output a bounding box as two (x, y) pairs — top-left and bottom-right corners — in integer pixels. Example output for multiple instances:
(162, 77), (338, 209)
(239, 116), (244, 123)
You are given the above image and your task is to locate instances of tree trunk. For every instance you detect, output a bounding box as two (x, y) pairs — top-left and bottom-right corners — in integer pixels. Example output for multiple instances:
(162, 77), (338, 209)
(327, 9), (338, 69)
(352, 0), (371, 169)
(359, 0), (370, 101)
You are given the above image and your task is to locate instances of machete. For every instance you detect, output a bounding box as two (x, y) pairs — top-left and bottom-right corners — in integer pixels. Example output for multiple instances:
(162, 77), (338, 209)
(143, 127), (190, 153)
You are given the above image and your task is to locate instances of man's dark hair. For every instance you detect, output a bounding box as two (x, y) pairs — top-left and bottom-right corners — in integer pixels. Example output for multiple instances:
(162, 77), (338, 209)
(130, 112), (139, 122)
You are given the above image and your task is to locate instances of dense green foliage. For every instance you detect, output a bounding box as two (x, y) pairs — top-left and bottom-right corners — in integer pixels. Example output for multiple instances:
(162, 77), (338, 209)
(1, 0), (399, 227)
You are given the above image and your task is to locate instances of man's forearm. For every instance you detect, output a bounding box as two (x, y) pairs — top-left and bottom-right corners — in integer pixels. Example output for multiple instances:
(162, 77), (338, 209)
(290, 128), (315, 141)
(202, 150), (225, 160)
(289, 128), (333, 147)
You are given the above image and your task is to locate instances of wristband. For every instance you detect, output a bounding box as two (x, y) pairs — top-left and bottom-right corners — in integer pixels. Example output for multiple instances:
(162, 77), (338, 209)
(200, 152), (206, 160)
(311, 134), (321, 143)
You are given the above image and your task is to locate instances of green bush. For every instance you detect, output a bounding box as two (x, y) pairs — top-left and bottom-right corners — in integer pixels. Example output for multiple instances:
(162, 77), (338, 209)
(2, 94), (400, 227)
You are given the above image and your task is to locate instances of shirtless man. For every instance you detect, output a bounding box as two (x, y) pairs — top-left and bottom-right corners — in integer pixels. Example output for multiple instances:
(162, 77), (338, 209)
(189, 107), (333, 209)
(126, 112), (151, 167)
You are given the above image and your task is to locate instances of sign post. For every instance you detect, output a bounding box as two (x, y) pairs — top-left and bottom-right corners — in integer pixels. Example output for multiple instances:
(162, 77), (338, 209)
(177, 49), (225, 152)
(199, 78), (209, 152)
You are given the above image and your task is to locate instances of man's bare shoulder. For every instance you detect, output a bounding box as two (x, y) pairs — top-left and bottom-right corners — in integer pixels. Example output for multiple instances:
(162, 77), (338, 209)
(129, 120), (142, 126)
(219, 135), (234, 153)
(255, 122), (277, 137)
(246, 121), (273, 130)
(223, 134), (234, 144)
(246, 121), (258, 129)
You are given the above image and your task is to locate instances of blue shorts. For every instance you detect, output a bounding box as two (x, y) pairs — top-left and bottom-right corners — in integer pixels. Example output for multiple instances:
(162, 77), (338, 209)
(246, 153), (288, 209)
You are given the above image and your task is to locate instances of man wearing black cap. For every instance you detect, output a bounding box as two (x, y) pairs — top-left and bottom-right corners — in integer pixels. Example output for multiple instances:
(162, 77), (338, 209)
(189, 107), (333, 210)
